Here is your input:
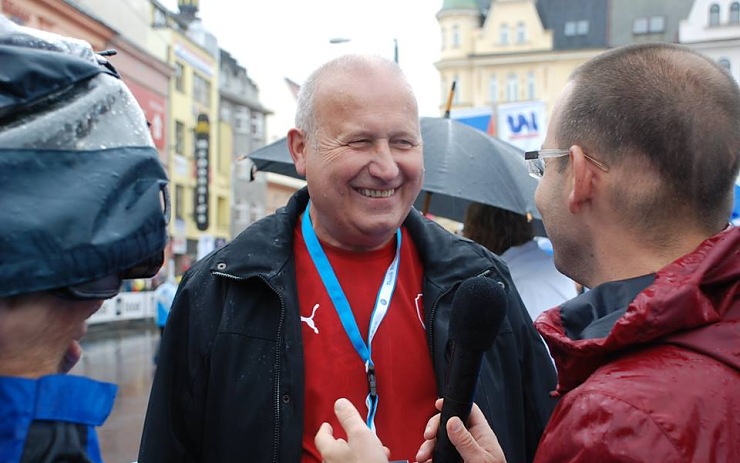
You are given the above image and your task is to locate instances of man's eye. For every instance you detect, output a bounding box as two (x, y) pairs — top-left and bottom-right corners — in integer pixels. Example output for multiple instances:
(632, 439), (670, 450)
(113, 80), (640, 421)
(393, 139), (415, 149)
(347, 139), (370, 147)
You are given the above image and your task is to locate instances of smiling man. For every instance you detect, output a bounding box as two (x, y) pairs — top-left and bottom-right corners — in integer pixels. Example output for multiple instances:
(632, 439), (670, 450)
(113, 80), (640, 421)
(139, 55), (557, 463)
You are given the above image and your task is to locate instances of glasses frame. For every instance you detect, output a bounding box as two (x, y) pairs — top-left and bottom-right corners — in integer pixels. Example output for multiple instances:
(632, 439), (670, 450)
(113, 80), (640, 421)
(524, 148), (609, 179)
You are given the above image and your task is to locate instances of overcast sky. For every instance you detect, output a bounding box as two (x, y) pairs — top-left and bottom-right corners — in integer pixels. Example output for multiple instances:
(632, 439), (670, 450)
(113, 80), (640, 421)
(161, 0), (443, 134)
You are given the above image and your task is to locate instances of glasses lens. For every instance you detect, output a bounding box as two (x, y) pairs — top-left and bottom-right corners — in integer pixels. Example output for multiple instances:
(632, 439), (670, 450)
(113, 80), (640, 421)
(527, 159), (544, 179)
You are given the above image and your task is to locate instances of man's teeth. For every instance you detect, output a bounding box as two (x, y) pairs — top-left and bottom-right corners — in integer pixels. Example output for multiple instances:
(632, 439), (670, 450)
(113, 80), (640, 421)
(357, 188), (395, 198)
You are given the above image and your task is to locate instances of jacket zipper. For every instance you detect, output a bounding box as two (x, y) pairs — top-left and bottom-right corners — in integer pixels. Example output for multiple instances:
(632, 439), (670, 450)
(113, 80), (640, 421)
(213, 271), (286, 463)
(427, 268), (493, 366)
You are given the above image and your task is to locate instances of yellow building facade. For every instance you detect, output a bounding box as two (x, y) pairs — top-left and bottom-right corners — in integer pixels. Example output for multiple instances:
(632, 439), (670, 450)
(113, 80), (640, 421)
(437, 0), (604, 148)
(158, 23), (230, 273)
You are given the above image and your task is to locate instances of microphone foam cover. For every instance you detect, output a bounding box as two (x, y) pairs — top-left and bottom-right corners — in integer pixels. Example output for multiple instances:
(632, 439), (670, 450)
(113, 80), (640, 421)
(449, 277), (508, 352)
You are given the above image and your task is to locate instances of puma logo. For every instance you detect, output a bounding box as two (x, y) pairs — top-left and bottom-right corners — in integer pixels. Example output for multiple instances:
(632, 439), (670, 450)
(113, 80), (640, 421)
(301, 303), (320, 334)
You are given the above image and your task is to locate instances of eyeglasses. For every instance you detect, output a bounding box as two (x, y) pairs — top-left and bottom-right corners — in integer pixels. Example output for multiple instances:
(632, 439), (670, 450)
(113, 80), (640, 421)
(524, 149), (609, 179)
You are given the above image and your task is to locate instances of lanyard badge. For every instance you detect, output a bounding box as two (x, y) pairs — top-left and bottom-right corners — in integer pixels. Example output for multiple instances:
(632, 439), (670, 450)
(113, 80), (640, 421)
(301, 202), (401, 432)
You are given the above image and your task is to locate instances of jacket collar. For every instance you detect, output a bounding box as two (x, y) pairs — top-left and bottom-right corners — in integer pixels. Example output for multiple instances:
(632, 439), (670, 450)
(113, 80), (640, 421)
(209, 187), (499, 290)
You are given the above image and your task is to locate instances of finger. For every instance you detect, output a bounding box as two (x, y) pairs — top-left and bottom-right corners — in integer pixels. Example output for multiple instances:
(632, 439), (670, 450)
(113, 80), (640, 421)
(447, 417), (486, 461)
(314, 422), (335, 455)
(415, 437), (435, 463)
(467, 403), (487, 428)
(435, 398), (444, 411)
(333, 398), (368, 439)
(466, 404), (507, 462)
(423, 412), (441, 440)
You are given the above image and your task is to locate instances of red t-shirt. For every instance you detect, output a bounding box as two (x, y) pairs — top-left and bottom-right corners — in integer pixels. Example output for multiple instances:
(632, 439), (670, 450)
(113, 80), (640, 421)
(296, 223), (438, 462)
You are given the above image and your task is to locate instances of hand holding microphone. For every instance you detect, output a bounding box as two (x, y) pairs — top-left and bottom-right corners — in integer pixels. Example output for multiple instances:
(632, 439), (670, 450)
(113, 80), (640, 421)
(432, 277), (508, 463)
(315, 277), (509, 463)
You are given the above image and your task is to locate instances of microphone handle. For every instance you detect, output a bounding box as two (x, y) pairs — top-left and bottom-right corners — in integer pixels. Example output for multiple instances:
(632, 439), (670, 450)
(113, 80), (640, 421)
(432, 396), (473, 463)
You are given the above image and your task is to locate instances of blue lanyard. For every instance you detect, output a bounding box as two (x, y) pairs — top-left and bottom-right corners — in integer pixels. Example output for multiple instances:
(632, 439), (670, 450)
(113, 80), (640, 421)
(301, 202), (402, 432)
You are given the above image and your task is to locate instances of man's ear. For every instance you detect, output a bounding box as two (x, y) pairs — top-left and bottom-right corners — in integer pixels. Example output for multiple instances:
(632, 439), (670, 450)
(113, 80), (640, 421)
(567, 145), (599, 214)
(287, 128), (307, 177)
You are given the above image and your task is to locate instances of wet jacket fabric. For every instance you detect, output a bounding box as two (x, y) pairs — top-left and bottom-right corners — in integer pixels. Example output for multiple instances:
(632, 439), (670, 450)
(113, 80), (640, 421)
(0, 374), (116, 463)
(139, 187), (557, 463)
(534, 227), (740, 463)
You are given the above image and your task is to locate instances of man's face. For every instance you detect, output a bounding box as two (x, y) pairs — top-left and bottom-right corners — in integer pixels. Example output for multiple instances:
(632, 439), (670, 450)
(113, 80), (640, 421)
(535, 84), (580, 278)
(293, 67), (424, 251)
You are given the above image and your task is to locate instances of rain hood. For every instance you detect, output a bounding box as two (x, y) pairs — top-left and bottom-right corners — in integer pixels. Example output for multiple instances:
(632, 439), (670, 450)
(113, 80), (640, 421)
(0, 17), (169, 298)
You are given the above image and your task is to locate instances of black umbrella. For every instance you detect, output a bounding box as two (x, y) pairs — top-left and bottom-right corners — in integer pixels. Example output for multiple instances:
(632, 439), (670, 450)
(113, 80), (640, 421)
(248, 117), (542, 230)
(415, 117), (541, 223)
(247, 136), (300, 180)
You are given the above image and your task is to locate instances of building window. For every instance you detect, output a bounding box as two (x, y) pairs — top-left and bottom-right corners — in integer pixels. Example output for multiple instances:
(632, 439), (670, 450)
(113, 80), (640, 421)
(566, 20), (589, 36)
(709, 4), (720, 26)
(193, 73), (211, 106)
(516, 22), (526, 43)
(526, 71), (535, 100)
(175, 121), (185, 155)
(234, 107), (248, 133)
(506, 73), (518, 102)
(564, 21), (576, 36)
(731, 3), (740, 23)
(500, 23), (509, 45)
(175, 185), (184, 220)
(488, 75), (498, 103)
(649, 16), (665, 32)
(633, 17), (648, 34)
(251, 112), (263, 136)
(452, 25), (460, 48)
(441, 27), (447, 50)
(174, 62), (185, 92)
(634, 16), (665, 34)
(234, 200), (249, 224)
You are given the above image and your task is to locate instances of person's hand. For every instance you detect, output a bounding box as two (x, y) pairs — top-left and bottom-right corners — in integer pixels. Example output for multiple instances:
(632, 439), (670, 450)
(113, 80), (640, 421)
(315, 398), (390, 463)
(415, 399), (507, 463)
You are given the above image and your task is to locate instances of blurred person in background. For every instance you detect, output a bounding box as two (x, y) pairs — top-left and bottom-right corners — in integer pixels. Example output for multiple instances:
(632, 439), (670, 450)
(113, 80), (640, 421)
(463, 202), (577, 322)
(0, 17), (169, 463)
(153, 274), (177, 364)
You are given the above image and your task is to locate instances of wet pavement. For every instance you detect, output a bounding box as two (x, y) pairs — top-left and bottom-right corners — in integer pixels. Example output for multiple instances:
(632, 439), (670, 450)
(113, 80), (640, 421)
(70, 321), (159, 463)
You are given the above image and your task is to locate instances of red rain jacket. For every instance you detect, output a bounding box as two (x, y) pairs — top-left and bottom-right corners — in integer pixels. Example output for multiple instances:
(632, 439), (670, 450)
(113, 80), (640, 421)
(534, 227), (740, 463)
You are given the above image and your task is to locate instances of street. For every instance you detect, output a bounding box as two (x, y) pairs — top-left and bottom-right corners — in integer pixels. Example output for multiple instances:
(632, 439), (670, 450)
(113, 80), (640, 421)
(70, 321), (158, 463)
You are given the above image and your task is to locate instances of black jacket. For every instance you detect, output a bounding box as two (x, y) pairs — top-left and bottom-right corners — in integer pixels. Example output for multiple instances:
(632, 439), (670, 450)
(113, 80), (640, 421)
(139, 188), (557, 463)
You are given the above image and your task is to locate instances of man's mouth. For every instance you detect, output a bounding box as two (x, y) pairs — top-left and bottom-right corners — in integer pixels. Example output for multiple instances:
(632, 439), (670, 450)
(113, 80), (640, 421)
(356, 188), (396, 198)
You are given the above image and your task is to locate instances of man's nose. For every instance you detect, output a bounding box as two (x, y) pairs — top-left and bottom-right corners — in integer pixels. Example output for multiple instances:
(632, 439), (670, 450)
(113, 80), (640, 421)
(368, 140), (400, 180)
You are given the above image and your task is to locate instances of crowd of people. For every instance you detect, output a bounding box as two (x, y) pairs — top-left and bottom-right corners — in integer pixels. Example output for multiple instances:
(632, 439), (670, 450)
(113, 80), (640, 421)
(1, 16), (738, 463)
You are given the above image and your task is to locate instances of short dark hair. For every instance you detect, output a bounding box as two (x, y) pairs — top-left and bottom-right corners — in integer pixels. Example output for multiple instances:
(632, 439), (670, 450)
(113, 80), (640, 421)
(559, 43), (740, 232)
(463, 203), (533, 255)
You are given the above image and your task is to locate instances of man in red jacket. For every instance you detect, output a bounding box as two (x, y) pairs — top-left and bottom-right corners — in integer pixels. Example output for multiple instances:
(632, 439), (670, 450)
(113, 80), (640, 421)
(325, 42), (740, 463)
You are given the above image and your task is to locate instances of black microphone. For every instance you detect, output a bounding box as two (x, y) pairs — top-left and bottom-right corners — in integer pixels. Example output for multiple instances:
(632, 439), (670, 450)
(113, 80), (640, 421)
(433, 276), (508, 463)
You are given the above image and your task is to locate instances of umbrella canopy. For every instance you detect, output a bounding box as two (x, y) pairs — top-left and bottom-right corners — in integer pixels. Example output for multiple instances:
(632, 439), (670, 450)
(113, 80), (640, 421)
(248, 117), (542, 227)
(415, 117), (540, 223)
(248, 136), (300, 180)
